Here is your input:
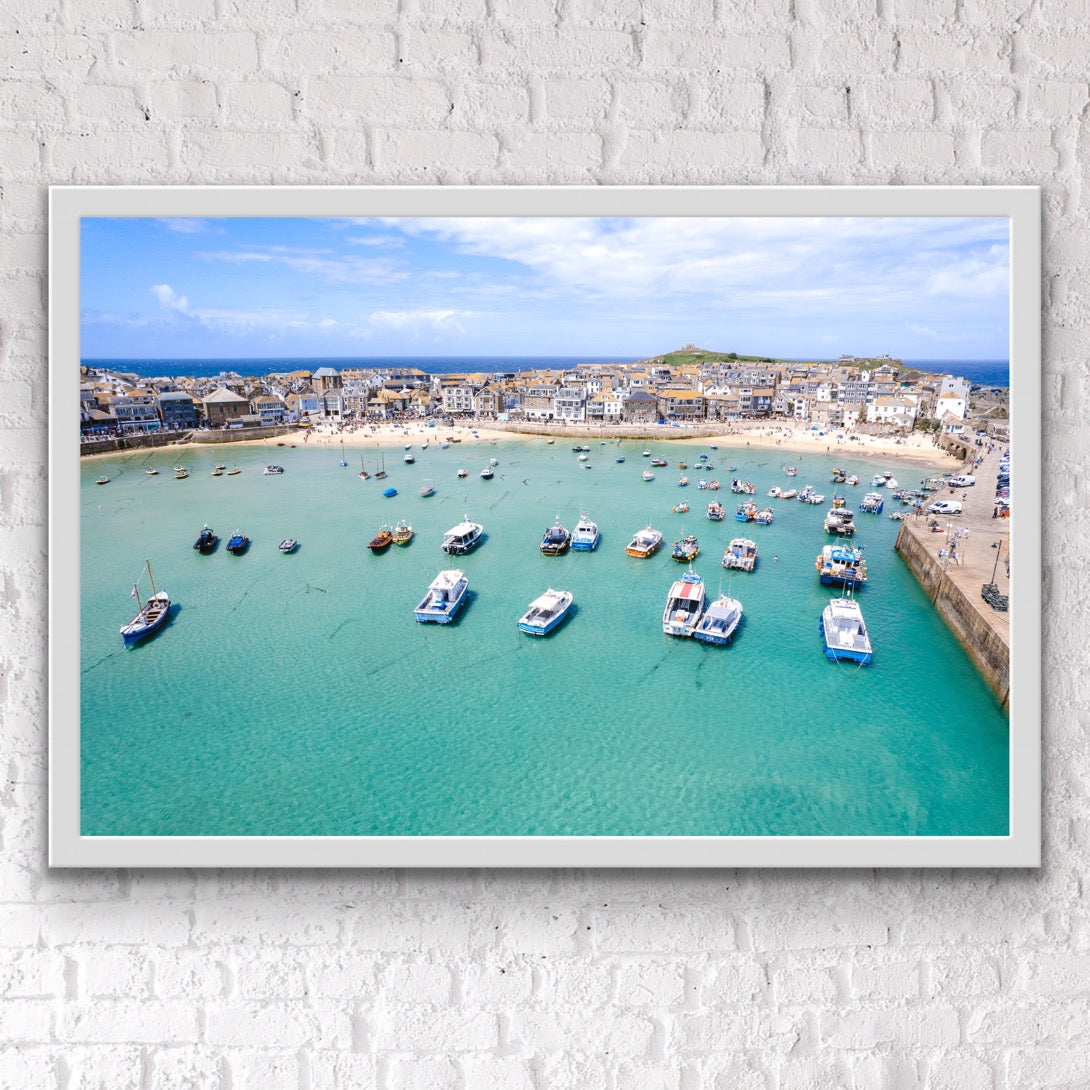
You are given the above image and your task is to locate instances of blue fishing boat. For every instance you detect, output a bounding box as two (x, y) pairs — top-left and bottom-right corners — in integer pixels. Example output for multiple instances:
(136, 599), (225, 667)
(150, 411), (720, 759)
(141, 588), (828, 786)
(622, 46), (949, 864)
(815, 544), (867, 587)
(226, 530), (249, 554)
(518, 588), (573, 636)
(193, 525), (217, 553)
(570, 512), (600, 551)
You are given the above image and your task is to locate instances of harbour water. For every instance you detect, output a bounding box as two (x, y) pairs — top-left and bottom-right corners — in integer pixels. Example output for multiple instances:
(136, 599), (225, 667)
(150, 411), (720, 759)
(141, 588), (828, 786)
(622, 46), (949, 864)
(80, 437), (1009, 839)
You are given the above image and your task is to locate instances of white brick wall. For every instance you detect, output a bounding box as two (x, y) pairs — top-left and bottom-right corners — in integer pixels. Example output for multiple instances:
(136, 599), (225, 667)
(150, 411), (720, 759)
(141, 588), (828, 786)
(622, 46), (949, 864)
(2, 0), (1082, 1085)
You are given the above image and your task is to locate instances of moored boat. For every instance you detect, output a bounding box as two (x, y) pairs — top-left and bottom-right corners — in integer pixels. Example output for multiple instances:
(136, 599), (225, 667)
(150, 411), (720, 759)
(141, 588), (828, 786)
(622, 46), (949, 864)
(226, 465), (240, 476)
(119, 560), (171, 646)
(457, 468), (468, 478)
(480, 465), (494, 479)
(414, 569), (469, 624)
(442, 518), (484, 555)
(540, 518), (571, 556)
(859, 491), (885, 514)
(96, 475), (110, 485)
(369, 525), (393, 553)
(754, 506), (774, 525)
(418, 481), (435, 496)
(815, 543), (867, 587)
(264, 464), (285, 475)
(824, 506), (857, 535)
(174, 467), (188, 479)
(707, 500), (724, 520)
(382, 487), (398, 497)
(820, 597), (873, 664)
(193, 525), (217, 553)
(672, 501), (689, 514)
(779, 487), (798, 499)
(651, 458), (668, 467)
(278, 537), (298, 553)
(144, 468), (158, 476)
(392, 520), (414, 546)
(694, 593), (744, 646)
(404, 452), (415, 464)
(225, 530), (249, 554)
(735, 501), (757, 522)
(722, 538), (757, 572)
(518, 588), (573, 636)
(570, 512), (601, 551)
(625, 525), (663, 558)
(642, 469), (655, 481)
(662, 570), (705, 638)
(671, 534), (700, 562)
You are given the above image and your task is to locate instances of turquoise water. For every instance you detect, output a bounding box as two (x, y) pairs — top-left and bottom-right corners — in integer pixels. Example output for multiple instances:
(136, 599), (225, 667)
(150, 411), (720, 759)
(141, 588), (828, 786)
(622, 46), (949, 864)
(80, 437), (1009, 838)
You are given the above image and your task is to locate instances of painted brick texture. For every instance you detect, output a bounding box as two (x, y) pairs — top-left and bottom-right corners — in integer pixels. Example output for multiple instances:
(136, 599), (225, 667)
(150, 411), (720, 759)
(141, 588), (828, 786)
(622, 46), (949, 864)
(1, 1), (1084, 1087)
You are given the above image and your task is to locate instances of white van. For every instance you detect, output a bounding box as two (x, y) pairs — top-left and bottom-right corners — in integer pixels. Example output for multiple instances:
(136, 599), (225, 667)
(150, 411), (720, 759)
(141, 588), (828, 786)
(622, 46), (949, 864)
(928, 500), (963, 515)
(949, 474), (975, 487)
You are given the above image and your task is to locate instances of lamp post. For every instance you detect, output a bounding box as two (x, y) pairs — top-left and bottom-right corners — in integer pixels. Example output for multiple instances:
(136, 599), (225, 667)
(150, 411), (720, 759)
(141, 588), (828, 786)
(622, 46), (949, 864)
(990, 539), (1003, 584)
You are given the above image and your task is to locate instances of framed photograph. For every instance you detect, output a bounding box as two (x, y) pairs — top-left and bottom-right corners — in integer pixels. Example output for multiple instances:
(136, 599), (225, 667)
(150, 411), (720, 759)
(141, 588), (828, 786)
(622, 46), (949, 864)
(50, 185), (1040, 867)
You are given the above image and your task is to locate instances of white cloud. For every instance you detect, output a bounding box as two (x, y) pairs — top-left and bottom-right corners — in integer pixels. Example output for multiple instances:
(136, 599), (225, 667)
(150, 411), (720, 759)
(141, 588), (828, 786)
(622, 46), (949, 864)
(156, 218), (214, 235)
(368, 309), (469, 335)
(151, 284), (189, 312)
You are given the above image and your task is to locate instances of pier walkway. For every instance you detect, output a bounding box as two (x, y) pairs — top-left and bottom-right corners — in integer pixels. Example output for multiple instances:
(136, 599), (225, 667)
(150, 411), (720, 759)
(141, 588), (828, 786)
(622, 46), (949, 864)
(894, 440), (1011, 705)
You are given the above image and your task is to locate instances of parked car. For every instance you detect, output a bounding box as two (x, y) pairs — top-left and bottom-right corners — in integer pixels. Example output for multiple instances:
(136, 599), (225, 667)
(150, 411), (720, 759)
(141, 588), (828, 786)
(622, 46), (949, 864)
(928, 500), (963, 515)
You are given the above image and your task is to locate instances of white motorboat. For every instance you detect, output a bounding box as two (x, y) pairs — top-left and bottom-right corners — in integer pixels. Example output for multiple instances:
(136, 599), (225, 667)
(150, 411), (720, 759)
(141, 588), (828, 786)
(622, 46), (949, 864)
(694, 593), (744, 646)
(441, 518), (484, 555)
(820, 597), (873, 664)
(662, 571), (705, 638)
(722, 538), (757, 572)
(824, 506), (857, 535)
(414, 570), (469, 624)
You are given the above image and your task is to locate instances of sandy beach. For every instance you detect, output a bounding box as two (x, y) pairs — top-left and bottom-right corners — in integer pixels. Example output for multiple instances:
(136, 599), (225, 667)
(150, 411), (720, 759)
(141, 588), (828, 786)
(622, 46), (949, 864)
(247, 418), (962, 471)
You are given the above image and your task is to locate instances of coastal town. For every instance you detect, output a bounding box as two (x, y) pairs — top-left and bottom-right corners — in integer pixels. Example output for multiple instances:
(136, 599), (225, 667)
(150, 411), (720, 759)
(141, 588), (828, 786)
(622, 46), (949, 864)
(80, 347), (1009, 446)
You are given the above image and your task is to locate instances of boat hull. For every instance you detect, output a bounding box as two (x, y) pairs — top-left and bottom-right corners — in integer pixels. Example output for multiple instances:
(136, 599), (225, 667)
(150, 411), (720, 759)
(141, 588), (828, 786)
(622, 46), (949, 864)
(120, 593), (171, 646)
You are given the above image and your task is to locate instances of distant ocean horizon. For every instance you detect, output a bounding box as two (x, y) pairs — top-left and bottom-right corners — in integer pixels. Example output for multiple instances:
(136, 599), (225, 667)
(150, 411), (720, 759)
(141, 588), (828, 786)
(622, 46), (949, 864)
(82, 355), (1012, 387)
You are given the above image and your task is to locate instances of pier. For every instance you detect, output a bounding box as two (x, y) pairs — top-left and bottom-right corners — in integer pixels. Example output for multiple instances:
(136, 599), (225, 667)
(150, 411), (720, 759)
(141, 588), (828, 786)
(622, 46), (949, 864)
(894, 442), (1011, 708)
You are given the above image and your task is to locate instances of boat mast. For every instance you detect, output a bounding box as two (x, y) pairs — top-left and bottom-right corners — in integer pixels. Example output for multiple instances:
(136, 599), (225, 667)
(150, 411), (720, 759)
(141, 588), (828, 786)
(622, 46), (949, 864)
(145, 559), (158, 598)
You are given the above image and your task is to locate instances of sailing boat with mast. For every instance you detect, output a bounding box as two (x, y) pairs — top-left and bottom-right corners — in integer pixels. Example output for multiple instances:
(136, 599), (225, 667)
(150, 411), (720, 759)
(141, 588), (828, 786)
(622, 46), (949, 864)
(339, 440), (347, 467)
(119, 560), (171, 646)
(374, 454), (387, 480)
(358, 453), (369, 480)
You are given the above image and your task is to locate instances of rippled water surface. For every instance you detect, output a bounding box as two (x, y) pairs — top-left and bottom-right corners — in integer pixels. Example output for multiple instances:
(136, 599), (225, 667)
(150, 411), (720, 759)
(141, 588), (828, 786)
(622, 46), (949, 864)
(80, 437), (1009, 837)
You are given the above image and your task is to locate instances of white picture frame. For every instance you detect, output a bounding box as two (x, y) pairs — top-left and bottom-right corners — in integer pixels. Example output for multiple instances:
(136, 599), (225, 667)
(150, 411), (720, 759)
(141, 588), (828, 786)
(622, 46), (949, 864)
(50, 185), (1040, 867)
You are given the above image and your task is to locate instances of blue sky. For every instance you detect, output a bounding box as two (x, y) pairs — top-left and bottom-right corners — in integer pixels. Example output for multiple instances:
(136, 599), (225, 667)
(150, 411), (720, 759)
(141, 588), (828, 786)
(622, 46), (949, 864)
(80, 215), (1010, 361)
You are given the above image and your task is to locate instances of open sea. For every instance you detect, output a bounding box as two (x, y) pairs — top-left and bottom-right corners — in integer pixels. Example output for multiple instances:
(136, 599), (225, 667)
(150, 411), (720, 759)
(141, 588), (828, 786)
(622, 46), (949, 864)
(82, 356), (1011, 387)
(80, 436), (1009, 839)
